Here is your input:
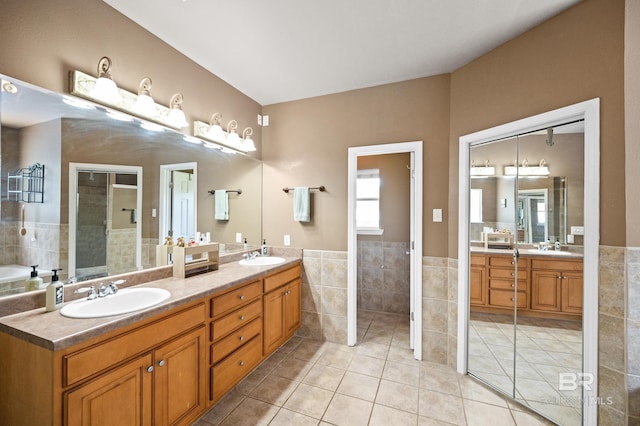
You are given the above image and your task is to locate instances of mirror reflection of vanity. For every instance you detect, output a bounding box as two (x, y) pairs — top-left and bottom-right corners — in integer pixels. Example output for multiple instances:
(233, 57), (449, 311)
(0, 73), (262, 293)
(463, 115), (593, 426)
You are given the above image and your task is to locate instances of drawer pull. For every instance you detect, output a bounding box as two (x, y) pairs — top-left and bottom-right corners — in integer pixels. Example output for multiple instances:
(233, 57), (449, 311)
(510, 272), (515, 276)
(146, 366), (154, 373)
(239, 361), (245, 367)
(157, 360), (166, 367)
(511, 298), (516, 302)
(239, 335), (245, 341)
(511, 283), (515, 287)
(239, 295), (245, 300)
(240, 315), (245, 321)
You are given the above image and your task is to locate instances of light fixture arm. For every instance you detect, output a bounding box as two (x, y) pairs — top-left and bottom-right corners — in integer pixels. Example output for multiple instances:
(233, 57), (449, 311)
(170, 93), (184, 109)
(96, 56), (114, 80)
(138, 77), (152, 96)
(242, 127), (253, 139)
(226, 119), (238, 133)
(209, 112), (222, 126)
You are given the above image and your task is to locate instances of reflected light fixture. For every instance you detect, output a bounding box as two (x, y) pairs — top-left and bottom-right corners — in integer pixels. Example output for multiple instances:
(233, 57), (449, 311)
(183, 135), (202, 144)
(242, 127), (256, 152)
(205, 113), (226, 142)
(167, 93), (188, 128)
(89, 56), (121, 104)
(133, 77), (155, 116)
(225, 120), (241, 147)
(1, 79), (18, 94)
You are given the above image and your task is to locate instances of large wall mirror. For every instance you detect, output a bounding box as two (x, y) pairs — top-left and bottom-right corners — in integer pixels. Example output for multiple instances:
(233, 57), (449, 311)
(458, 99), (600, 426)
(0, 73), (262, 292)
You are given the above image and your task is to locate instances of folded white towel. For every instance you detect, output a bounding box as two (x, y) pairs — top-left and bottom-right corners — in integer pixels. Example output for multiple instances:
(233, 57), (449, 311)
(293, 187), (310, 222)
(214, 190), (229, 220)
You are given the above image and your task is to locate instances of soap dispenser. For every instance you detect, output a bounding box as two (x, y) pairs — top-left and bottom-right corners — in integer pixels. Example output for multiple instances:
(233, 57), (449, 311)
(25, 265), (43, 292)
(261, 239), (268, 256)
(244, 238), (248, 250)
(554, 239), (561, 251)
(46, 269), (64, 312)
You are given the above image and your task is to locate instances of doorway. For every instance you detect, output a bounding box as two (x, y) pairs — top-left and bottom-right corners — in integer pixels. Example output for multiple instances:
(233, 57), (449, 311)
(347, 141), (423, 360)
(159, 162), (198, 242)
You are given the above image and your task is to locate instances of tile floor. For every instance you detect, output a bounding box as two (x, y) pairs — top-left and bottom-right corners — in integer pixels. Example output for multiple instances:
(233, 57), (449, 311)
(468, 312), (582, 426)
(193, 310), (554, 426)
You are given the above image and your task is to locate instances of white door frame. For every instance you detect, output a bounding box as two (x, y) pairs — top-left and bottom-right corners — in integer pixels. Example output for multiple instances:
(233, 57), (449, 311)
(159, 162), (198, 241)
(69, 162), (143, 278)
(347, 141), (423, 360)
(457, 99), (600, 425)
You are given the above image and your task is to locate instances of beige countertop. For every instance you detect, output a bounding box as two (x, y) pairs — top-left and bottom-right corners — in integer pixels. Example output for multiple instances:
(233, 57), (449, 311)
(470, 246), (583, 259)
(0, 257), (301, 351)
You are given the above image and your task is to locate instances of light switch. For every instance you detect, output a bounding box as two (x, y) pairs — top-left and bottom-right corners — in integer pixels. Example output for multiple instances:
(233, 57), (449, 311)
(235, 232), (242, 243)
(571, 226), (584, 235)
(433, 208), (442, 222)
(284, 235), (291, 246)
(151, 208), (157, 218)
(567, 234), (575, 244)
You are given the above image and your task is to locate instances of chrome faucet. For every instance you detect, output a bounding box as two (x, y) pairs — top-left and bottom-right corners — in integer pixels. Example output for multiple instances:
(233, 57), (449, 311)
(243, 251), (261, 260)
(75, 286), (97, 300)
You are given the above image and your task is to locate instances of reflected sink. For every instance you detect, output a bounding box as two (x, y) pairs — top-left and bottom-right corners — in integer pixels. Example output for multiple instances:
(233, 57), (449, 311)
(60, 288), (171, 318)
(239, 256), (286, 266)
(525, 249), (575, 256)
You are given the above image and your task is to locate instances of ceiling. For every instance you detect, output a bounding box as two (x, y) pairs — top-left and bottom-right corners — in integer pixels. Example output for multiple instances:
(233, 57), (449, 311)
(103, 0), (581, 106)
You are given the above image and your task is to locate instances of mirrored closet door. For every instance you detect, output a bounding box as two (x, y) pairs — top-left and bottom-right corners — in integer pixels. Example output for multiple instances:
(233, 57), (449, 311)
(467, 122), (585, 426)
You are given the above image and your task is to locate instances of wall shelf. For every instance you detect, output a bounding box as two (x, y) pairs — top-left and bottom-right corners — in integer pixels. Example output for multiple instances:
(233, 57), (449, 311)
(7, 163), (45, 203)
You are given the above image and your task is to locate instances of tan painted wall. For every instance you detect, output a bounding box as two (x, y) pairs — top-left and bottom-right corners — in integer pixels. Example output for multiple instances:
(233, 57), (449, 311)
(0, 0), (262, 157)
(448, 0), (625, 256)
(358, 153), (411, 243)
(626, 0), (640, 246)
(262, 76), (451, 254)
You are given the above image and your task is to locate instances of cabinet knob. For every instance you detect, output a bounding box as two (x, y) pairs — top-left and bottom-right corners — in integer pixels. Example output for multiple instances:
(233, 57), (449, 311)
(511, 283), (515, 287)
(239, 295), (245, 300)
(146, 366), (154, 373)
(510, 272), (515, 276)
(157, 359), (166, 367)
(511, 298), (516, 301)
(240, 315), (245, 321)
(557, 276), (562, 279)
(239, 361), (245, 367)
(239, 335), (244, 341)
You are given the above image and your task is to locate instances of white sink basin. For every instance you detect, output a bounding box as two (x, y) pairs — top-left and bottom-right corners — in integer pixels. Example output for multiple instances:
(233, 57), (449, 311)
(525, 249), (575, 256)
(61, 288), (171, 318)
(239, 256), (286, 266)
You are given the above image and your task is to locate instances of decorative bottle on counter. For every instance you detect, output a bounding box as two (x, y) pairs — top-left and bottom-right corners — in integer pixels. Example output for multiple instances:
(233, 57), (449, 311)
(45, 269), (64, 312)
(25, 265), (43, 291)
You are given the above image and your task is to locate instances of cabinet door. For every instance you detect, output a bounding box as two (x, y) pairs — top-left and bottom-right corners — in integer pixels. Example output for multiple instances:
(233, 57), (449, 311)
(561, 272), (583, 313)
(531, 270), (561, 311)
(263, 288), (285, 355)
(65, 354), (153, 426)
(154, 326), (206, 426)
(469, 266), (486, 305)
(284, 279), (302, 336)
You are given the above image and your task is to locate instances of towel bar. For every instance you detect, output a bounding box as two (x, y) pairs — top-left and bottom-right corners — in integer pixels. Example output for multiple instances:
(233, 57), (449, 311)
(208, 189), (242, 195)
(282, 186), (325, 193)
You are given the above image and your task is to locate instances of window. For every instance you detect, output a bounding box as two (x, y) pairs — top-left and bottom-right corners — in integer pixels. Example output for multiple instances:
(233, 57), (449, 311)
(470, 188), (483, 223)
(356, 169), (382, 234)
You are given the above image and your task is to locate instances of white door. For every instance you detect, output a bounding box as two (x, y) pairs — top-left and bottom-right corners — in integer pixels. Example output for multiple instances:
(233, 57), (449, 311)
(171, 171), (195, 239)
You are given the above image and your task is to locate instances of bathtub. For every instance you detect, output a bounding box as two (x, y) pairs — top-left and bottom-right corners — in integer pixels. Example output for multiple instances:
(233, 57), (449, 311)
(0, 265), (53, 296)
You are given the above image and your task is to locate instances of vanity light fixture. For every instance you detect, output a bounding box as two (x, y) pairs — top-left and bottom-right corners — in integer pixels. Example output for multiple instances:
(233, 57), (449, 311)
(140, 121), (164, 132)
(1, 79), (18, 94)
(242, 127), (256, 152)
(470, 160), (495, 177)
(106, 111), (134, 122)
(504, 159), (549, 176)
(183, 135), (202, 145)
(62, 95), (94, 110)
(167, 93), (189, 128)
(133, 78), (156, 116)
(89, 57), (121, 104)
(225, 120), (241, 148)
(205, 113), (226, 142)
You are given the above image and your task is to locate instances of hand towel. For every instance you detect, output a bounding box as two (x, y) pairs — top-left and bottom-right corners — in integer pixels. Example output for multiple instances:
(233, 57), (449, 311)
(293, 187), (310, 222)
(214, 190), (229, 220)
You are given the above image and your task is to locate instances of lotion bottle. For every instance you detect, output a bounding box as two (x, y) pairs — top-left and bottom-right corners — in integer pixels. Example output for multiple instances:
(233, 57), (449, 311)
(262, 239), (268, 256)
(25, 265), (43, 292)
(244, 238), (248, 249)
(46, 269), (64, 312)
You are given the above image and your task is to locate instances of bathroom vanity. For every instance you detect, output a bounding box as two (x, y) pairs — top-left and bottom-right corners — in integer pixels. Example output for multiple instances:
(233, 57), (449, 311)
(0, 258), (301, 425)
(470, 248), (583, 319)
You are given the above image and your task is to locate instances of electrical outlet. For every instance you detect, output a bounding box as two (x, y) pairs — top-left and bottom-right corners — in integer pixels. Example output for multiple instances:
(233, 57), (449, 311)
(151, 208), (157, 218)
(571, 226), (584, 235)
(284, 235), (291, 246)
(262, 115), (269, 126)
(235, 232), (242, 243)
(567, 234), (575, 244)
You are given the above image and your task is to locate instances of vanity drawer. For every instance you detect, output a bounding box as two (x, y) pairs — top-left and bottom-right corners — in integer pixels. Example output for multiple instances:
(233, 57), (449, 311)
(211, 299), (262, 341)
(211, 335), (262, 401)
(488, 255), (527, 268)
(489, 289), (527, 309)
(211, 281), (262, 318)
(471, 254), (486, 266)
(531, 259), (582, 271)
(63, 302), (205, 387)
(210, 317), (262, 364)
(489, 279), (526, 290)
(264, 264), (301, 293)
(489, 268), (527, 280)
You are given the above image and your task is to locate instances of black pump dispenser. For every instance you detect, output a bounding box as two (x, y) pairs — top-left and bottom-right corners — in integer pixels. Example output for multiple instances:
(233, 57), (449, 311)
(51, 268), (62, 282)
(30, 265), (38, 278)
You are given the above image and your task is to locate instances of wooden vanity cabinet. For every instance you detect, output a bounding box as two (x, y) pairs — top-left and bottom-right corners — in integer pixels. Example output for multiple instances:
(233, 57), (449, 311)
(469, 254), (487, 306)
(487, 254), (529, 310)
(531, 258), (583, 315)
(209, 280), (263, 403)
(63, 302), (207, 426)
(263, 264), (302, 356)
